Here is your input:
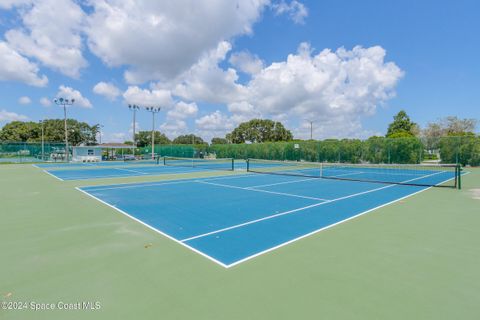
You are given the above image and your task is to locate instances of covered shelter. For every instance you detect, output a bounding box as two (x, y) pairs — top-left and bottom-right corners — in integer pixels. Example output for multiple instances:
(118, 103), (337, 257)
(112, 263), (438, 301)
(71, 143), (135, 162)
(97, 143), (135, 161)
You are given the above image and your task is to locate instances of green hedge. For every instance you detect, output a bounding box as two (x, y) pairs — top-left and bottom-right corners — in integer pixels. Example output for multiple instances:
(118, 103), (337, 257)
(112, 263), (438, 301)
(206, 136), (479, 166)
(209, 137), (425, 164)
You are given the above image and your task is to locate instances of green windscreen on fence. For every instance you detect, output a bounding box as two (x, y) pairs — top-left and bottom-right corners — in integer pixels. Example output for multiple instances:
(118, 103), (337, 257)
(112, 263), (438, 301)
(0, 142), (67, 163)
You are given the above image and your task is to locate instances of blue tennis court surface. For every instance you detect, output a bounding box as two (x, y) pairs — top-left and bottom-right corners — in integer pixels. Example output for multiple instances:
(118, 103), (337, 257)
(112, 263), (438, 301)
(78, 169), (455, 268)
(35, 160), (158, 168)
(42, 164), (238, 180)
(38, 158), (243, 180)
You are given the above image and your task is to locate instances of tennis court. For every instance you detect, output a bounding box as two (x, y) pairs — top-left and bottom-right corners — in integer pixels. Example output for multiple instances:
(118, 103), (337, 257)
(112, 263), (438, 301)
(41, 157), (237, 180)
(77, 160), (459, 267)
(34, 159), (160, 168)
(3, 159), (478, 320)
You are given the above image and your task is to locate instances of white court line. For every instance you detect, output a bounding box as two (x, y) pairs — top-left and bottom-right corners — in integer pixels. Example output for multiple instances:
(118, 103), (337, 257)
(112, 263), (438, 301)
(328, 171), (364, 178)
(246, 177), (317, 189)
(61, 168), (224, 182)
(114, 167), (148, 175)
(79, 173), (257, 191)
(181, 171), (445, 243)
(61, 173), (141, 180)
(75, 187), (229, 268)
(196, 180), (329, 202)
(42, 170), (64, 181)
(86, 179), (200, 191)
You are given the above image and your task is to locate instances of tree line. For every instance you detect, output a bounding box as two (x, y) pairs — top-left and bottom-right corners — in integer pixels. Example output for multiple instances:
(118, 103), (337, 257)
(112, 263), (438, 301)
(0, 120), (98, 145)
(133, 119), (292, 146)
(0, 118), (293, 146)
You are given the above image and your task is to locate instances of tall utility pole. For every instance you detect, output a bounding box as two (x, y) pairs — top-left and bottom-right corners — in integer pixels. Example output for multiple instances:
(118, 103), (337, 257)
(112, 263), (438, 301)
(54, 98), (75, 162)
(145, 107), (161, 160)
(128, 104), (140, 157)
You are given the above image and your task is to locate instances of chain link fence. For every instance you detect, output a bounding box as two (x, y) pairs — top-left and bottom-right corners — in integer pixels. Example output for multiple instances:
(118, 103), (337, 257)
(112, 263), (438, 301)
(0, 142), (68, 163)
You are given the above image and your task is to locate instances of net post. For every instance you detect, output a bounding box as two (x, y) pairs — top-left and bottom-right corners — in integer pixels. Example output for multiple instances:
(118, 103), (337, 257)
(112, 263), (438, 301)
(457, 164), (462, 190)
(246, 159), (250, 172)
(163, 156), (166, 165)
(231, 158), (234, 171)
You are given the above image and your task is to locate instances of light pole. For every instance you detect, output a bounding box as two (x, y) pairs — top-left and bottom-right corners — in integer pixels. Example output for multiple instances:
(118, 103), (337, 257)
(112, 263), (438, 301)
(128, 104), (140, 157)
(145, 107), (161, 160)
(98, 124), (104, 145)
(54, 98), (75, 162)
(305, 120), (313, 140)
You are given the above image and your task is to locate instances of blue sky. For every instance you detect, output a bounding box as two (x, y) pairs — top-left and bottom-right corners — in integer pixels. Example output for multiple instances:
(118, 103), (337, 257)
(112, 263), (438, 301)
(0, 0), (478, 142)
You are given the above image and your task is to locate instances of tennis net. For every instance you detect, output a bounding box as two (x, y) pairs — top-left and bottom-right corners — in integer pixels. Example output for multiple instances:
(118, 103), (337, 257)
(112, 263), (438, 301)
(163, 156), (234, 171)
(246, 159), (461, 188)
(122, 157), (160, 165)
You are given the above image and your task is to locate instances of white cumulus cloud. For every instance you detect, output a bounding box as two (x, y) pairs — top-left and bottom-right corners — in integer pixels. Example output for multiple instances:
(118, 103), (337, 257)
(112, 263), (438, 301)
(93, 82), (121, 100)
(195, 110), (236, 141)
(0, 41), (48, 87)
(85, 0), (269, 84)
(39, 97), (51, 107)
(160, 120), (189, 139)
(4, 0), (87, 77)
(271, 0), (308, 24)
(166, 101), (198, 120)
(170, 43), (402, 140)
(172, 41), (248, 104)
(227, 101), (261, 123)
(0, 109), (29, 122)
(123, 86), (173, 107)
(160, 101), (198, 138)
(238, 43), (404, 139)
(229, 50), (264, 75)
(56, 85), (92, 108)
(18, 96), (31, 104)
(0, 0), (32, 9)
(161, 43), (403, 140)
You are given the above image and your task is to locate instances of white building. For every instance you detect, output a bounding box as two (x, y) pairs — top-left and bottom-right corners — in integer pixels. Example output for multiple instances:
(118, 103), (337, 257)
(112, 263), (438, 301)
(72, 146), (102, 162)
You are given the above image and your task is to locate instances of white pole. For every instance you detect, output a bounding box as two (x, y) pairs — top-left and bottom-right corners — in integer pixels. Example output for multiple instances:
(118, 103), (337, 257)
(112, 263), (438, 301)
(151, 111), (155, 160)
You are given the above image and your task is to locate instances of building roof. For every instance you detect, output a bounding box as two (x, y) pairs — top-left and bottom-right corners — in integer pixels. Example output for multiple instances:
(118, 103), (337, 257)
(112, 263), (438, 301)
(98, 143), (134, 149)
(72, 143), (133, 149)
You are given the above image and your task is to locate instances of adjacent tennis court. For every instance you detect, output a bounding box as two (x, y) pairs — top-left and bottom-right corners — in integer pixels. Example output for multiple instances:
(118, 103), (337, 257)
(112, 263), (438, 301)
(41, 157), (238, 180)
(77, 161), (459, 267)
(34, 159), (160, 168)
